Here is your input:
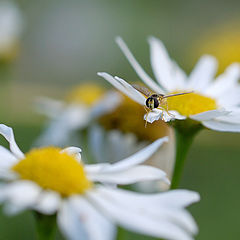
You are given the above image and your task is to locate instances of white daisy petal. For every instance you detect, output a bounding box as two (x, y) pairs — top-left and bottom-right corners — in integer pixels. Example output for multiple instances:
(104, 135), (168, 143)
(0, 124), (24, 159)
(206, 63), (240, 97)
(97, 187), (200, 209)
(144, 109), (163, 123)
(58, 197), (115, 240)
(0, 181), (41, 215)
(88, 188), (195, 240)
(115, 37), (165, 94)
(215, 109), (240, 124)
(88, 124), (106, 164)
(146, 189), (201, 208)
(95, 187), (198, 234)
(168, 110), (186, 120)
(58, 199), (89, 240)
(61, 147), (82, 163)
(33, 105), (89, 147)
(202, 120), (240, 132)
(171, 61), (187, 89)
(34, 96), (65, 119)
(97, 72), (145, 106)
(190, 109), (230, 121)
(91, 91), (122, 118)
(114, 76), (147, 104)
(72, 196), (116, 240)
(148, 36), (182, 91)
(217, 87), (240, 107)
(144, 109), (180, 123)
(85, 163), (111, 174)
(101, 137), (168, 172)
(0, 170), (17, 181)
(34, 191), (61, 215)
(187, 55), (217, 91)
(0, 146), (18, 169)
(88, 165), (170, 185)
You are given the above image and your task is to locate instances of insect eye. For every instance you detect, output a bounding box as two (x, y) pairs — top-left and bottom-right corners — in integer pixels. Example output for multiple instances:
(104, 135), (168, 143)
(146, 98), (150, 107)
(146, 97), (153, 109)
(154, 98), (159, 108)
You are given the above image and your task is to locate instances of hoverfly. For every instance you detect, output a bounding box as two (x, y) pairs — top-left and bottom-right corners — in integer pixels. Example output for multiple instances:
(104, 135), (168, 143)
(132, 84), (193, 126)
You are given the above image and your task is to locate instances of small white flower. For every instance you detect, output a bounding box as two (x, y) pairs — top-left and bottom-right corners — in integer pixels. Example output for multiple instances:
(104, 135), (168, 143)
(0, 1), (23, 58)
(34, 84), (122, 147)
(98, 37), (240, 132)
(0, 124), (200, 240)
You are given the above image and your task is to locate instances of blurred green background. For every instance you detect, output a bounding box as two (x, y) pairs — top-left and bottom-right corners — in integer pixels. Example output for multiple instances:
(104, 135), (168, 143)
(0, 0), (240, 239)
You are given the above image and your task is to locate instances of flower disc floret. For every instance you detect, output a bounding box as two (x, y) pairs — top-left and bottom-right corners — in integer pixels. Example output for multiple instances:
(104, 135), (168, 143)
(12, 147), (92, 196)
(167, 91), (217, 116)
(65, 84), (105, 105)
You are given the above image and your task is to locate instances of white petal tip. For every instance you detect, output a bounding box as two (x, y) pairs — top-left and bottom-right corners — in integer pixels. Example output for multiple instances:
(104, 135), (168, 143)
(200, 54), (217, 63)
(115, 36), (125, 46)
(162, 136), (169, 143)
(97, 72), (106, 76)
(147, 36), (158, 43)
(188, 191), (201, 203)
(115, 36), (123, 43)
(163, 177), (171, 185)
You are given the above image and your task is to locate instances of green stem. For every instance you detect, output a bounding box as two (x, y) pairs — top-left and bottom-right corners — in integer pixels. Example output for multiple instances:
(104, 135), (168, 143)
(34, 212), (57, 240)
(170, 121), (202, 189)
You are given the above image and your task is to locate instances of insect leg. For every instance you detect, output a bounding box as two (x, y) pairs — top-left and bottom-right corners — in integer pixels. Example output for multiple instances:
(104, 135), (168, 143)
(144, 106), (150, 128)
(161, 100), (175, 118)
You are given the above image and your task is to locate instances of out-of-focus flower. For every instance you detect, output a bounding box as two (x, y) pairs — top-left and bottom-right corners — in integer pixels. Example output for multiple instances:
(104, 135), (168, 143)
(194, 22), (240, 74)
(98, 37), (240, 132)
(96, 93), (175, 187)
(0, 124), (200, 240)
(34, 83), (122, 147)
(34, 83), (174, 186)
(0, 1), (23, 62)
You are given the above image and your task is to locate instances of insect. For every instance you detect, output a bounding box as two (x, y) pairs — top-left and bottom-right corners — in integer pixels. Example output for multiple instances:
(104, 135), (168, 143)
(132, 84), (193, 125)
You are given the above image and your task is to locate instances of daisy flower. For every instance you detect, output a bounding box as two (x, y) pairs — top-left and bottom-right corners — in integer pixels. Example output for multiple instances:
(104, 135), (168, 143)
(0, 1), (23, 61)
(34, 83), (174, 190)
(34, 83), (122, 147)
(98, 37), (240, 132)
(0, 124), (200, 240)
(94, 93), (175, 189)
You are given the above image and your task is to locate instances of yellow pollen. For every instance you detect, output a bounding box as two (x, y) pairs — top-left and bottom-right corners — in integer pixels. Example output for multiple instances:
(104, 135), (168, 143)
(167, 91), (217, 116)
(12, 147), (92, 197)
(65, 84), (105, 106)
(98, 93), (169, 142)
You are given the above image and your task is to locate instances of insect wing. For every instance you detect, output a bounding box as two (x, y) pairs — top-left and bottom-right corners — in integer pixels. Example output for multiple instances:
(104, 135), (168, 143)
(131, 84), (152, 97)
(163, 91), (194, 99)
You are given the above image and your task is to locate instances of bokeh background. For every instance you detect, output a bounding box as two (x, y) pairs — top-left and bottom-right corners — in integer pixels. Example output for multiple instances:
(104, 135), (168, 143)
(0, 0), (240, 239)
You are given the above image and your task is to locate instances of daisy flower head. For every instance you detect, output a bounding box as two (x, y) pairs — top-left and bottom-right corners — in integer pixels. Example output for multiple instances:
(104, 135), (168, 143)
(0, 124), (200, 240)
(0, 1), (23, 62)
(95, 93), (175, 186)
(34, 83), (122, 147)
(98, 37), (240, 133)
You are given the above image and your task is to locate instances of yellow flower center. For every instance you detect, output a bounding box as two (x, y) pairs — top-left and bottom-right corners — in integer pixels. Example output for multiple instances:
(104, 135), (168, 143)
(65, 84), (105, 106)
(98, 93), (170, 142)
(167, 91), (217, 116)
(12, 147), (92, 197)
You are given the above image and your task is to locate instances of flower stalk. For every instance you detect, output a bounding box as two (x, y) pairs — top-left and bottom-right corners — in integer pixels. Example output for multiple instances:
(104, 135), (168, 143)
(170, 120), (202, 189)
(34, 212), (57, 240)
